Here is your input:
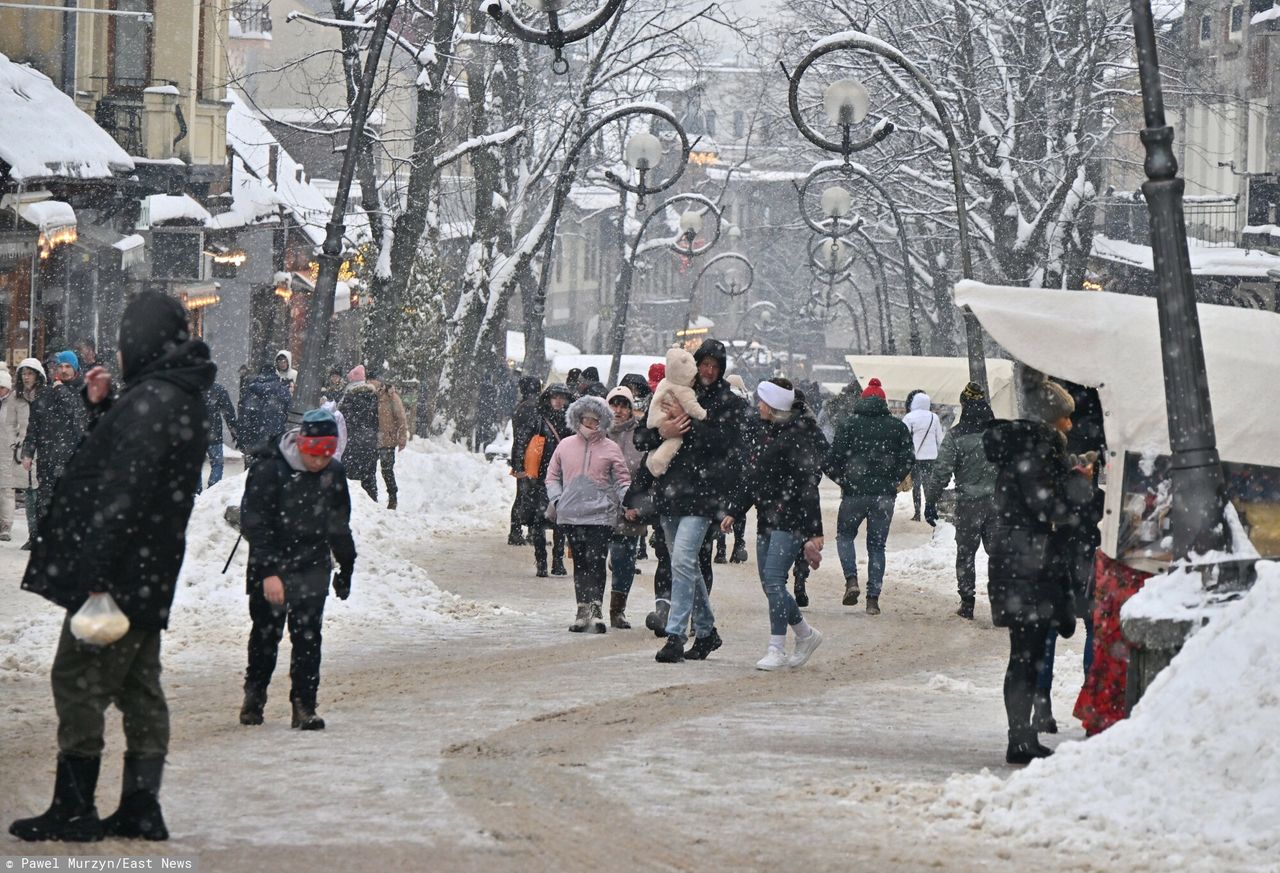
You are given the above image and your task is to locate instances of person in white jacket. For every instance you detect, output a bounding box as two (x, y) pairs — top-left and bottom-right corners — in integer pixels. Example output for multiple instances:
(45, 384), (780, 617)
(0, 365), (30, 541)
(902, 391), (943, 523)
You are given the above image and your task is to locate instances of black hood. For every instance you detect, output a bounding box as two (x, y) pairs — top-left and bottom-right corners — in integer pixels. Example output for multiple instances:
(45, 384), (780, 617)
(126, 338), (217, 396)
(983, 418), (1060, 465)
(853, 395), (891, 417)
(951, 399), (994, 437)
(693, 339), (727, 377)
(119, 292), (192, 381)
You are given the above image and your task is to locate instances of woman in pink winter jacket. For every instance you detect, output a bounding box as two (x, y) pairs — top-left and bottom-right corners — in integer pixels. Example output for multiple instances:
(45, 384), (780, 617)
(546, 395), (634, 633)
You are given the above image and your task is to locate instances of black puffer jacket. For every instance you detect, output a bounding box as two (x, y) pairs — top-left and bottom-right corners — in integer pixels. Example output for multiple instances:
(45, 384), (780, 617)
(240, 436), (357, 592)
(731, 402), (828, 539)
(21, 294), (215, 630)
(634, 374), (748, 520)
(338, 382), (379, 480)
(22, 381), (88, 482)
(983, 419), (1095, 629)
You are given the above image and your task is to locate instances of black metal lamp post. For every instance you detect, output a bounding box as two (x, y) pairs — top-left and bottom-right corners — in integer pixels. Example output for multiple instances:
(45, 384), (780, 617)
(784, 33), (987, 389)
(483, 0), (625, 73)
(523, 104), (691, 378)
(797, 162), (916, 353)
(679, 251), (754, 345)
(1129, 0), (1227, 558)
(606, 191), (719, 385)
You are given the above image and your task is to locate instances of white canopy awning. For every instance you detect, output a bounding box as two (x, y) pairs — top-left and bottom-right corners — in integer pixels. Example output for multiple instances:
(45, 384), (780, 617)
(843, 354), (1018, 419)
(954, 280), (1280, 468)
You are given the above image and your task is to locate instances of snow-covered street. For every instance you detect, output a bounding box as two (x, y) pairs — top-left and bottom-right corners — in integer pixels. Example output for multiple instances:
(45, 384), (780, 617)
(3, 441), (1273, 872)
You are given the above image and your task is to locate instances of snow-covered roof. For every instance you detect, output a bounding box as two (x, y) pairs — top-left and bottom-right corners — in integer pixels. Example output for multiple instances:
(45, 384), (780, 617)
(16, 199), (76, 232)
(146, 194), (212, 226)
(505, 330), (581, 364)
(206, 156), (284, 231)
(0, 53), (133, 182)
(225, 91), (369, 248)
(568, 185), (620, 213)
(1251, 2), (1279, 25)
(1091, 234), (1280, 279)
(955, 280), (1280, 468)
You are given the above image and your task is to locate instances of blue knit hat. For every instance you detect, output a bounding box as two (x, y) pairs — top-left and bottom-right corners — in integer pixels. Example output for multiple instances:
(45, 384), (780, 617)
(55, 350), (80, 372)
(300, 407), (339, 438)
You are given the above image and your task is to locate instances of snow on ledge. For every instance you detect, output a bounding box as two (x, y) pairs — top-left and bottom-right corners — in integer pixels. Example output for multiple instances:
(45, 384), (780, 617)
(145, 194), (212, 226)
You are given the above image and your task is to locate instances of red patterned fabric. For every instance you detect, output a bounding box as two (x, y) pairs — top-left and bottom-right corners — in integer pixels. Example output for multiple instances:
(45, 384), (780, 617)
(1074, 551), (1152, 736)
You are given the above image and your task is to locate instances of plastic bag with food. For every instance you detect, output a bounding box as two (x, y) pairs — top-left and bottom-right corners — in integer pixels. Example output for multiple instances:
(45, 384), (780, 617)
(70, 593), (131, 646)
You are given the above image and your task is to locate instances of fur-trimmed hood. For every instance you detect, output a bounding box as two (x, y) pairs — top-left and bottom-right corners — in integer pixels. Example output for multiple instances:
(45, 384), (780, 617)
(566, 394), (611, 435)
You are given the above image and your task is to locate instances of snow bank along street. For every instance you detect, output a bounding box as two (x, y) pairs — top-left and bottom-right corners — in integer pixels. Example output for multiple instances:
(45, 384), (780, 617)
(3, 440), (1274, 871)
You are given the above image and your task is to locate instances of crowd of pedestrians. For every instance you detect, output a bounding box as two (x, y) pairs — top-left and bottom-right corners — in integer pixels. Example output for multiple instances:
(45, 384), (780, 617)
(509, 346), (1103, 766)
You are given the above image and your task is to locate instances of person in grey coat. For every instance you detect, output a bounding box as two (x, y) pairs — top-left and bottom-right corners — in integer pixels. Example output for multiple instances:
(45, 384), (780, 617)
(926, 382), (999, 619)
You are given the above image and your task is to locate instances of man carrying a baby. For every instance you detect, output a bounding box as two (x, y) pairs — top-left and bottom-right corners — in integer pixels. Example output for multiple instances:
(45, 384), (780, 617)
(635, 339), (748, 663)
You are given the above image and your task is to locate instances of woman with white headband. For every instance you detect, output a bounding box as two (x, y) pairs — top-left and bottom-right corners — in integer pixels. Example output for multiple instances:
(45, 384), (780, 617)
(720, 377), (829, 670)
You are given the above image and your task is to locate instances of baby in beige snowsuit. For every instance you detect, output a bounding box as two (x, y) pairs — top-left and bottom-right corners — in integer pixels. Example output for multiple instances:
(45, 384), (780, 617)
(645, 347), (707, 476)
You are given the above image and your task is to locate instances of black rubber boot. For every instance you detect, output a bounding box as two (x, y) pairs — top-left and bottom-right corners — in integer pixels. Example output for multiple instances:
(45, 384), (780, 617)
(609, 591), (631, 629)
(794, 577), (809, 608)
(1032, 690), (1059, 734)
(291, 699), (326, 731)
(239, 685), (266, 726)
(9, 755), (104, 842)
(957, 598), (975, 620)
(1006, 730), (1053, 765)
(729, 541), (748, 563)
(101, 755), (168, 841)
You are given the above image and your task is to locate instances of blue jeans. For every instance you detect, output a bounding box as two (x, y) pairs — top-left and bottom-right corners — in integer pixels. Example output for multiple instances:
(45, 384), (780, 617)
(661, 516), (714, 643)
(836, 494), (896, 598)
(196, 443), (225, 494)
(609, 534), (638, 596)
(756, 529), (805, 635)
(1037, 631), (1057, 692)
(207, 443), (225, 486)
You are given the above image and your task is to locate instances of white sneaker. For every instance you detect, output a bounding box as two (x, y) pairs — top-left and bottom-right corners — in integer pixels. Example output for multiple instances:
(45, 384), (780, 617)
(789, 627), (823, 668)
(755, 647), (790, 671)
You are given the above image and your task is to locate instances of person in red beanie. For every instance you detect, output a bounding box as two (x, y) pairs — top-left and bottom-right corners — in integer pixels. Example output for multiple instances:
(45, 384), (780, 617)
(821, 377), (913, 614)
(647, 362), (665, 394)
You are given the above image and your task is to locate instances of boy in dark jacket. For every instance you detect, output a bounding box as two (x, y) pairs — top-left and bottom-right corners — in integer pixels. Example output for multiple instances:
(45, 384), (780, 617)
(822, 377), (914, 615)
(239, 408), (357, 731)
(13, 292), (215, 843)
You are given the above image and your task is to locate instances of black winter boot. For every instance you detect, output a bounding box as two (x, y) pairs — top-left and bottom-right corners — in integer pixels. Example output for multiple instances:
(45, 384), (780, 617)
(713, 541), (728, 564)
(1006, 730), (1054, 765)
(655, 637), (685, 663)
(842, 576), (860, 606)
(957, 598), (976, 620)
(239, 685), (267, 726)
(291, 699), (326, 731)
(645, 599), (670, 638)
(794, 577), (809, 608)
(1032, 690), (1059, 734)
(551, 557), (567, 576)
(684, 628), (723, 661)
(101, 755), (168, 841)
(507, 524), (526, 546)
(588, 602), (607, 634)
(9, 755), (104, 842)
(569, 603), (591, 633)
(609, 591), (631, 629)
(730, 541), (748, 563)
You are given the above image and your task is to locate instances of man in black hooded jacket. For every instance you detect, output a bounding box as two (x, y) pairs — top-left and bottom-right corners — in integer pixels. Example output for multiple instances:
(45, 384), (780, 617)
(12, 292), (215, 843)
(634, 339), (747, 662)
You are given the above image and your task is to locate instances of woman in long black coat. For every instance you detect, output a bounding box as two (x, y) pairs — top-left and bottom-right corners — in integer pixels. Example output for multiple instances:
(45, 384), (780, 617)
(513, 383), (572, 577)
(983, 377), (1095, 764)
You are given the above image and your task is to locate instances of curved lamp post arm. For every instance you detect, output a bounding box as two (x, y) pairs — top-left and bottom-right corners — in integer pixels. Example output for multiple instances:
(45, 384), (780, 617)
(783, 56), (895, 155)
(483, 0), (627, 73)
(606, 192), (715, 387)
(788, 31), (985, 388)
(681, 252), (754, 344)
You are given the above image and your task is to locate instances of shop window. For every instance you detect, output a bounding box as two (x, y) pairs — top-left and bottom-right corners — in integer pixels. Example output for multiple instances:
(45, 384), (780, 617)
(1230, 4), (1244, 37)
(1200, 13), (1213, 43)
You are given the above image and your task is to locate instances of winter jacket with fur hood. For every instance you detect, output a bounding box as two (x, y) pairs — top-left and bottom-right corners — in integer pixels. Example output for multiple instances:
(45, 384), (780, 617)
(546, 395), (631, 527)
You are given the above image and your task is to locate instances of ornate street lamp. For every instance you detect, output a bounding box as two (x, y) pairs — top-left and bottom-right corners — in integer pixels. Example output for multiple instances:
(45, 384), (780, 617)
(524, 103), (691, 378)
(797, 161), (918, 353)
(483, 0), (626, 73)
(680, 251), (755, 346)
(606, 191), (721, 385)
(784, 33), (986, 388)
